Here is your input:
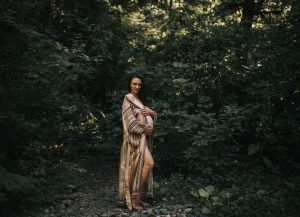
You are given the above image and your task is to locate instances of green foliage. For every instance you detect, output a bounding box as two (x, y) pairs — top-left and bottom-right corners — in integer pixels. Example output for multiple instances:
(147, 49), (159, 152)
(0, 0), (124, 211)
(35, 160), (87, 203)
(156, 170), (300, 217)
(120, 0), (300, 172)
(0, 165), (35, 203)
(0, 0), (300, 216)
(121, 2), (300, 216)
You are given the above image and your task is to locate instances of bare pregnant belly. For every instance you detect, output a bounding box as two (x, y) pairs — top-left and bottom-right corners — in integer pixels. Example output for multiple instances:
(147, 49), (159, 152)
(136, 111), (153, 129)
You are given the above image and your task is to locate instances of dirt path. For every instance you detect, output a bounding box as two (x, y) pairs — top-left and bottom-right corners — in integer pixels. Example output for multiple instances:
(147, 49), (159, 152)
(20, 161), (205, 217)
(20, 160), (120, 217)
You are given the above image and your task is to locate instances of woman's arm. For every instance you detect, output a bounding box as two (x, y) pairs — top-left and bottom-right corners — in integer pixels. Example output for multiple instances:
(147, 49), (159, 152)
(141, 107), (157, 119)
(122, 101), (145, 135)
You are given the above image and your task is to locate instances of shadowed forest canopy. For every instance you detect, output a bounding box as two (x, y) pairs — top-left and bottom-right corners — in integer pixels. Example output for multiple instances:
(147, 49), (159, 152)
(0, 0), (299, 216)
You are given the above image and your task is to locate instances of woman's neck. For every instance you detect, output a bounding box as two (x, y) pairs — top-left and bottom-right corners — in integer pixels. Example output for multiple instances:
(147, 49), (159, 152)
(131, 92), (139, 99)
(130, 92), (144, 107)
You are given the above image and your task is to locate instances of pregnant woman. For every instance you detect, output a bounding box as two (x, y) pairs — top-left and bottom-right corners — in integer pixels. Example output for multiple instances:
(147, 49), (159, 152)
(118, 75), (157, 211)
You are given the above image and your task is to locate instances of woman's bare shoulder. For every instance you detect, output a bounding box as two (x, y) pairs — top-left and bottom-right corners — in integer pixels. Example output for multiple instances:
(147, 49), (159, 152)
(124, 93), (134, 101)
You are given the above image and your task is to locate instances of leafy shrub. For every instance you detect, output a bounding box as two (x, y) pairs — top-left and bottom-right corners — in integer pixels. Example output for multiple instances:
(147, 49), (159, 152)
(155, 170), (299, 217)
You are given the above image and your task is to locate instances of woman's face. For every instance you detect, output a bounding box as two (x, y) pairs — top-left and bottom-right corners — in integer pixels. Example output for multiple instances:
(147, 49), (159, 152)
(130, 77), (142, 95)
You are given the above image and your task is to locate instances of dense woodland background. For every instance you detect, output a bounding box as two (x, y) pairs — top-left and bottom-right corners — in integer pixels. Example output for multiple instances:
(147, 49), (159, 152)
(0, 0), (300, 216)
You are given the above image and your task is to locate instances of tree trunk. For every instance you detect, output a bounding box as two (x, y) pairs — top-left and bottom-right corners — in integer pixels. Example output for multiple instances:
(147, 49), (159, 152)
(240, 0), (265, 30)
(169, 0), (173, 10)
(236, 0), (265, 69)
(240, 0), (256, 30)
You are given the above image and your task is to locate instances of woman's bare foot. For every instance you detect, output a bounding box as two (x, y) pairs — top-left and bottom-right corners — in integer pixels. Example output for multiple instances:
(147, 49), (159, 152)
(132, 199), (143, 211)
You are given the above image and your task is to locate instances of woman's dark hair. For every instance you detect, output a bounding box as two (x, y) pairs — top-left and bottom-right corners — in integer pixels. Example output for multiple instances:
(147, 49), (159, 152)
(128, 74), (148, 105)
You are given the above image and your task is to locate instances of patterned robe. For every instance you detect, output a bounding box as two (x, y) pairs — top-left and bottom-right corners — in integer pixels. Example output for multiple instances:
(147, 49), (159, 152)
(118, 93), (157, 210)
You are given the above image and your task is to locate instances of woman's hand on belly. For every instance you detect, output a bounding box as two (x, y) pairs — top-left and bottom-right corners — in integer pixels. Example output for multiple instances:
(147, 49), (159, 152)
(143, 124), (153, 136)
(141, 106), (155, 117)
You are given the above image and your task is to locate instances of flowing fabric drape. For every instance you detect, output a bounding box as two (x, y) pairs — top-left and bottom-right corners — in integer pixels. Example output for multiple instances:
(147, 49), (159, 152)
(118, 93), (157, 210)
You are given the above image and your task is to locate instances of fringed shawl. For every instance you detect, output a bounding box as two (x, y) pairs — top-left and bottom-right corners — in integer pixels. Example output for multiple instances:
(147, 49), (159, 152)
(118, 93), (157, 210)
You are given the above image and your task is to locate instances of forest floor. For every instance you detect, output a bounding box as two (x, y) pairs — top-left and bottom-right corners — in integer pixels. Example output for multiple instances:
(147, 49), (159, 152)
(20, 160), (205, 217)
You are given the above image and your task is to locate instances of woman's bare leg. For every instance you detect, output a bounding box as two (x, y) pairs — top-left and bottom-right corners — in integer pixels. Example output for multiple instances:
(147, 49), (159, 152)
(132, 144), (154, 211)
(140, 145), (154, 200)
